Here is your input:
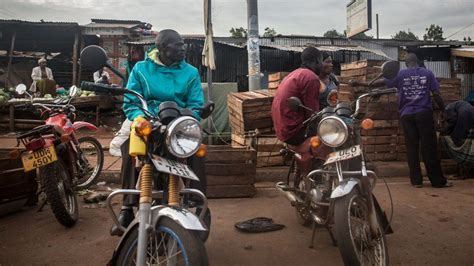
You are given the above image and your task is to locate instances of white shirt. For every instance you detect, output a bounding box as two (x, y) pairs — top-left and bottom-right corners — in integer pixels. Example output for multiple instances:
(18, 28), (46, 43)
(31, 66), (53, 81)
(93, 70), (111, 83)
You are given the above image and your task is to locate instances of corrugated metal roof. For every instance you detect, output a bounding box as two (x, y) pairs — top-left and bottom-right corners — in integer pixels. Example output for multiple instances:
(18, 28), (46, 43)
(0, 19), (78, 27)
(451, 47), (474, 58)
(259, 44), (390, 58)
(83, 22), (141, 29)
(90, 19), (144, 24)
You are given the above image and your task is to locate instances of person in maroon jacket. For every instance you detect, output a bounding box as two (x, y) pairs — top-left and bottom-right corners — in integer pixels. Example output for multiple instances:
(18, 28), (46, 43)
(272, 47), (327, 175)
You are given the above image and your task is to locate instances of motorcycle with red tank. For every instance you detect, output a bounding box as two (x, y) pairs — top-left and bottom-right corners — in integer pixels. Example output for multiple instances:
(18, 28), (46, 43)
(11, 84), (104, 227)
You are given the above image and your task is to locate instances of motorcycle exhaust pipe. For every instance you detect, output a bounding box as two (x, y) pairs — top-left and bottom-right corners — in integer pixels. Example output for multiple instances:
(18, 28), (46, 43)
(276, 182), (303, 204)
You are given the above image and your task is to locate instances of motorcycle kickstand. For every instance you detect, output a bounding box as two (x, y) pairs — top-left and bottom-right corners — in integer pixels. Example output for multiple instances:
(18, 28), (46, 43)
(309, 221), (317, 249)
(326, 226), (337, 247)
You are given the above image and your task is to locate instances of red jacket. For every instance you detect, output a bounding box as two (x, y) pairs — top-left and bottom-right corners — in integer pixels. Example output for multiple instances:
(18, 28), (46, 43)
(271, 68), (320, 142)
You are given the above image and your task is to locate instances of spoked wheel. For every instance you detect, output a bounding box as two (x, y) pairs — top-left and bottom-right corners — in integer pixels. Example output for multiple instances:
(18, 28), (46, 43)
(76, 136), (104, 189)
(334, 189), (388, 266)
(116, 217), (208, 266)
(41, 159), (78, 227)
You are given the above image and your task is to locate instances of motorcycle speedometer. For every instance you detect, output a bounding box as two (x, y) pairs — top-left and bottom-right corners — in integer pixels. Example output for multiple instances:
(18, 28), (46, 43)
(165, 116), (202, 158)
(317, 116), (348, 147)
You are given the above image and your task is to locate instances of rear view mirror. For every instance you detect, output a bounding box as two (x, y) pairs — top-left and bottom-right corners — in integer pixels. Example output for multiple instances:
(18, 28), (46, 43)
(15, 84), (27, 95)
(69, 86), (78, 97)
(287, 97), (302, 111)
(80, 45), (108, 72)
(381, 60), (400, 80)
(200, 102), (215, 119)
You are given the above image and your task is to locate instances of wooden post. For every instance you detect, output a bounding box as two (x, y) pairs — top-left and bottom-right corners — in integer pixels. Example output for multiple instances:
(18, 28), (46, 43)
(5, 31), (17, 88)
(72, 32), (79, 86)
(78, 37), (84, 85)
(9, 104), (15, 132)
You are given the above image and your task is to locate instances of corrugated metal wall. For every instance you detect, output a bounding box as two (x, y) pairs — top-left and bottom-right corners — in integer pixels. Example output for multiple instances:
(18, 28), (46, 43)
(399, 61), (451, 78)
(457, 74), (474, 98)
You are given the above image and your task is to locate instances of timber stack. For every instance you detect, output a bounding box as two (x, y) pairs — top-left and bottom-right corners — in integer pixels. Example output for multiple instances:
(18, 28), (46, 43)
(267, 72), (290, 91)
(338, 59), (383, 102)
(227, 90), (286, 167)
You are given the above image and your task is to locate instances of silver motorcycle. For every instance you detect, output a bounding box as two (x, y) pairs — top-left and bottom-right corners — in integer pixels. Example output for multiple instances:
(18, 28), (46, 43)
(277, 61), (399, 265)
(80, 45), (212, 266)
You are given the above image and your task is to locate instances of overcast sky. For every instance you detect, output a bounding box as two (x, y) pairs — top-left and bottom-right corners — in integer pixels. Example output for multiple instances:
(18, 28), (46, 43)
(1, 0), (473, 40)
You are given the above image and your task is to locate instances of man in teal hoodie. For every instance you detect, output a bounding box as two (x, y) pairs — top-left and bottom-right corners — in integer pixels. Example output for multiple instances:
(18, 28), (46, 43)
(111, 29), (205, 235)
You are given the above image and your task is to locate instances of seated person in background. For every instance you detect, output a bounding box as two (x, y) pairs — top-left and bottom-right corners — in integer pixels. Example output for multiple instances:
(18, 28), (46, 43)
(93, 67), (111, 84)
(31, 58), (56, 97)
(443, 100), (474, 146)
(272, 47), (330, 176)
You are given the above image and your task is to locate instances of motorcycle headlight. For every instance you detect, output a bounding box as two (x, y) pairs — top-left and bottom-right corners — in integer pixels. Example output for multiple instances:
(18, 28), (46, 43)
(166, 117), (202, 158)
(317, 116), (348, 147)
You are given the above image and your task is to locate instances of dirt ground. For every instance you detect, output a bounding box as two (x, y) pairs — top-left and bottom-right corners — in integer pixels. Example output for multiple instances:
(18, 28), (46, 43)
(1, 178), (473, 266)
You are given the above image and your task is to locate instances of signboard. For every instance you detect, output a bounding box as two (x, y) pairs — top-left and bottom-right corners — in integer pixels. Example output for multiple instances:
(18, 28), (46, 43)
(346, 0), (372, 38)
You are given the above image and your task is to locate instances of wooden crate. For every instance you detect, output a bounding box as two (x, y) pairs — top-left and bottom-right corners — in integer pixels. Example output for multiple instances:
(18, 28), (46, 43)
(269, 72), (290, 82)
(227, 90), (276, 134)
(231, 134), (287, 167)
(205, 145), (257, 198)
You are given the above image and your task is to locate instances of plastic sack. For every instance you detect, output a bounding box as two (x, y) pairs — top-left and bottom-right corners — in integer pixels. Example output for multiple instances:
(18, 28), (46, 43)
(109, 119), (132, 157)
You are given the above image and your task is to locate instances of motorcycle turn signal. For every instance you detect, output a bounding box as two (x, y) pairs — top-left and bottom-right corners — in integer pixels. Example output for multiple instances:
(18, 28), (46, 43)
(361, 118), (375, 130)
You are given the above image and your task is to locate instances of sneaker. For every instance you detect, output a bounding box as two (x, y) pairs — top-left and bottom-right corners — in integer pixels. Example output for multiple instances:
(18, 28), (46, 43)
(412, 184), (423, 188)
(110, 208), (135, 236)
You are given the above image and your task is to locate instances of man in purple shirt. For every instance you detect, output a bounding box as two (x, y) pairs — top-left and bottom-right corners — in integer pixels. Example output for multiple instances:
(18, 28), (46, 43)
(352, 53), (451, 188)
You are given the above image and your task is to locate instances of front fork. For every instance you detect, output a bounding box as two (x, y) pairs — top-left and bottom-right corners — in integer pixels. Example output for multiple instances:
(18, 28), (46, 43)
(137, 163), (153, 266)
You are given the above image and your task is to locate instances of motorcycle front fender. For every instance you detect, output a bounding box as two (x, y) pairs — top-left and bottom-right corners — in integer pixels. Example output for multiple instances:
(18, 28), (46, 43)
(152, 206), (207, 231)
(109, 221), (139, 265)
(330, 178), (359, 199)
(72, 121), (97, 131)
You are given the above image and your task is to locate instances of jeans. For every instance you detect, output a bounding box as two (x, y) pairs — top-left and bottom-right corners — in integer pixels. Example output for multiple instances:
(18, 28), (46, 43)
(400, 110), (447, 187)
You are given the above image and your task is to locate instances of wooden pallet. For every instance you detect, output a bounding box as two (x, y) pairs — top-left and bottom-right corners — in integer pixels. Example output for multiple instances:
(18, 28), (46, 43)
(231, 133), (287, 167)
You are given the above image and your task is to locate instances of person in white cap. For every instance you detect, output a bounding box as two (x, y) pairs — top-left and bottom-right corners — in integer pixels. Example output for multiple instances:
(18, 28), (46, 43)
(31, 58), (56, 96)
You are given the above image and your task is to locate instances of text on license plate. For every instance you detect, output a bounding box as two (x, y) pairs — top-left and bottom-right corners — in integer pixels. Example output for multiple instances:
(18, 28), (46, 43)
(21, 145), (58, 172)
(324, 145), (361, 165)
(151, 155), (199, 181)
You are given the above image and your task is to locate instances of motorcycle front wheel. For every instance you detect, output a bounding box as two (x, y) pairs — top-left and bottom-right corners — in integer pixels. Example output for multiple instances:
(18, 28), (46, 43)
(333, 189), (388, 266)
(116, 217), (208, 266)
(76, 136), (104, 189)
(41, 159), (78, 227)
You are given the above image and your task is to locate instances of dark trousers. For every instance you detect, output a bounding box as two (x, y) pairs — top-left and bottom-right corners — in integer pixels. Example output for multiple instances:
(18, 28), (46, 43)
(120, 139), (207, 207)
(400, 111), (447, 187)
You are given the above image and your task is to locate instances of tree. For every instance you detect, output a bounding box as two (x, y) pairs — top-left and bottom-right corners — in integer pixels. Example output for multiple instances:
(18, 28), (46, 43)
(230, 27), (247, 38)
(263, 27), (277, 37)
(464, 36), (473, 45)
(392, 30), (419, 40)
(323, 29), (345, 38)
(423, 24), (444, 41)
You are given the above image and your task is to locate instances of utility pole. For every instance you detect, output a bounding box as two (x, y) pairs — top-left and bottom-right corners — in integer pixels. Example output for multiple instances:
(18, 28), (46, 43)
(376, 13), (379, 39)
(247, 0), (261, 91)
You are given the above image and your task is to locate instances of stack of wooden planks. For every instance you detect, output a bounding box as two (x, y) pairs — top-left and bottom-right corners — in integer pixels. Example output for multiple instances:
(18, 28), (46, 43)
(231, 134), (286, 167)
(205, 145), (257, 198)
(337, 60), (383, 102)
(267, 72), (290, 91)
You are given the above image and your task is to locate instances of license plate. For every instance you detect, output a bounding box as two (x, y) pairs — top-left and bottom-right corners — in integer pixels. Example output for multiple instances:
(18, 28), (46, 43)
(21, 145), (58, 172)
(324, 145), (361, 165)
(151, 155), (199, 181)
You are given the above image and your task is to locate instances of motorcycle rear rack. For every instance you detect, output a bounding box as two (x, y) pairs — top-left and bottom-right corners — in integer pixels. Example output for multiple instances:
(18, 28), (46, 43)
(106, 188), (209, 233)
(16, 125), (54, 140)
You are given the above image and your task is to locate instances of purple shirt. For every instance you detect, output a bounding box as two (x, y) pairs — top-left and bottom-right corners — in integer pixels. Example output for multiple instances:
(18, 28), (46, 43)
(385, 67), (440, 117)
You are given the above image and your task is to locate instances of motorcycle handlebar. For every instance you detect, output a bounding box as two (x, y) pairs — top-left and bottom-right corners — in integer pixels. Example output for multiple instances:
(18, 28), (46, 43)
(369, 88), (397, 97)
(81, 81), (128, 96)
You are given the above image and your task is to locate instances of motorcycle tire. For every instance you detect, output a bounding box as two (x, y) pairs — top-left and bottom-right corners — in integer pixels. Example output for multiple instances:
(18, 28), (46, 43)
(76, 136), (104, 189)
(41, 159), (78, 227)
(333, 188), (388, 266)
(116, 217), (208, 266)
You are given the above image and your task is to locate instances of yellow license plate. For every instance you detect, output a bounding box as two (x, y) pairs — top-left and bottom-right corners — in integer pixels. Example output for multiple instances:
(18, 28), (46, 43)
(21, 145), (58, 172)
